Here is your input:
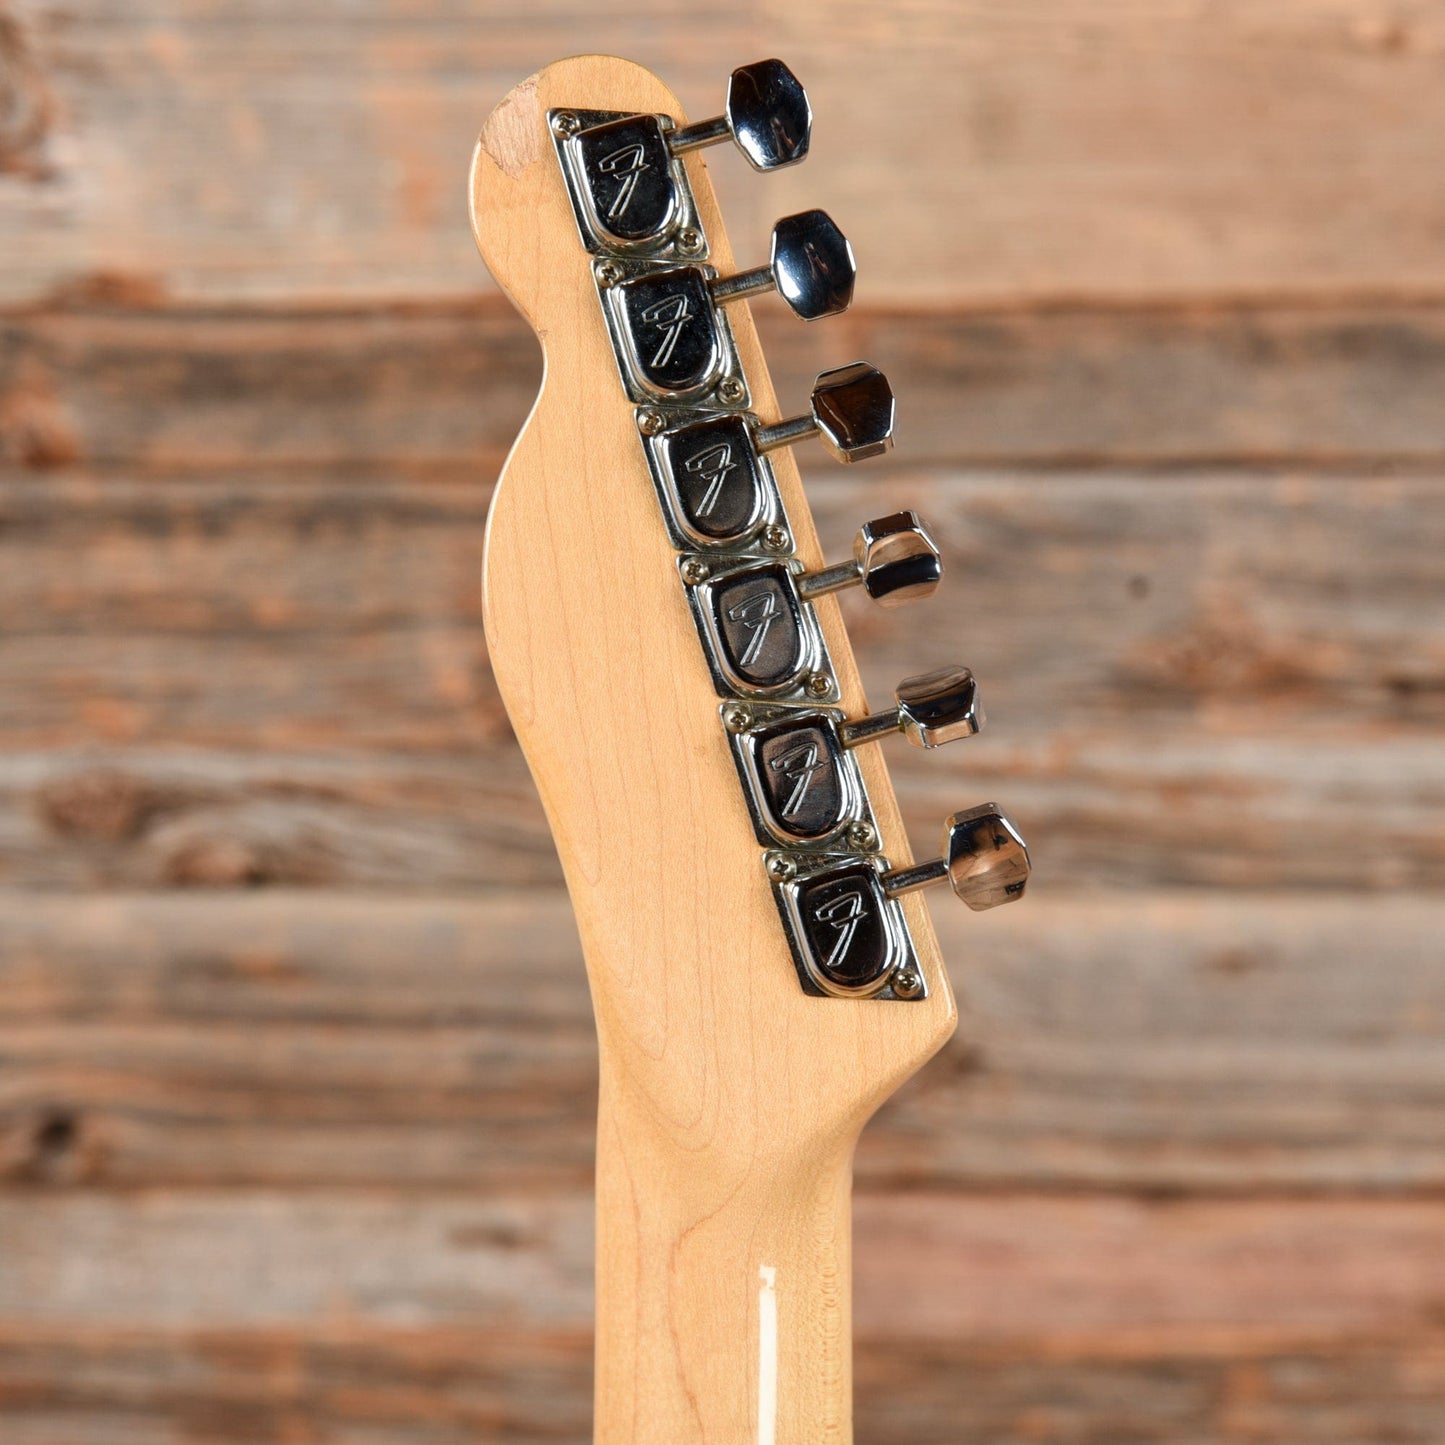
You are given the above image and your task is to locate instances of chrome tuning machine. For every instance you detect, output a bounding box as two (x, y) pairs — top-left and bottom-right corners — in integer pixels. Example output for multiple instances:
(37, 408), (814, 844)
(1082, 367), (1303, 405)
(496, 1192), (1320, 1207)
(711, 209), (855, 321)
(769, 806), (1030, 1000)
(606, 210), (854, 397)
(797, 511), (941, 608)
(643, 363), (895, 550)
(756, 363), (895, 464)
(840, 665), (982, 749)
(668, 59), (811, 171)
(725, 665), (984, 847)
(686, 514), (941, 696)
(559, 60), (810, 252)
(883, 807), (1032, 912)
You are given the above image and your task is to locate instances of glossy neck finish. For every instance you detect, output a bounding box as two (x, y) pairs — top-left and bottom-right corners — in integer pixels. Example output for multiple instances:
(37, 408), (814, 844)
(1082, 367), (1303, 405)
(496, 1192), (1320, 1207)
(595, 1069), (857, 1445)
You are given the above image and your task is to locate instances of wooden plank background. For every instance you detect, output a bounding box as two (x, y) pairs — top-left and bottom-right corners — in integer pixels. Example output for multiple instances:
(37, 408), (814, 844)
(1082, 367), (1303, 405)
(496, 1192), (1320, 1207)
(2, 1), (1443, 1440)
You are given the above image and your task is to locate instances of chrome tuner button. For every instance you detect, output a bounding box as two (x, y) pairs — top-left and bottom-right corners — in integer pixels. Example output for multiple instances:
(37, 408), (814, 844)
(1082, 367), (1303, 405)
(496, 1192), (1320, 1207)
(668, 59), (812, 171)
(883, 806), (1031, 912)
(754, 363), (896, 464)
(797, 511), (942, 609)
(711, 210), (855, 321)
(841, 666), (983, 750)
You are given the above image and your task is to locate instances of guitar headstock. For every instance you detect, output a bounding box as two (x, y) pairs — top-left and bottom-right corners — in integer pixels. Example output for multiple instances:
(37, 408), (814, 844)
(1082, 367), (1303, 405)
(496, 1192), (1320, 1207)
(469, 55), (1029, 1161)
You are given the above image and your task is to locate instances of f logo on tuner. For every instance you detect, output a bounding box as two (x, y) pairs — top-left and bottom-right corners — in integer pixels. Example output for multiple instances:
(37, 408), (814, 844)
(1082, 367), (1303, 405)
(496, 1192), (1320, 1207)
(597, 141), (649, 219)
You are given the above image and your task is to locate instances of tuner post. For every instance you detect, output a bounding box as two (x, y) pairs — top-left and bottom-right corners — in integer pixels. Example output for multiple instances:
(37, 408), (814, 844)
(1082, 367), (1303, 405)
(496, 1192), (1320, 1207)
(754, 362), (896, 464)
(797, 511), (942, 609)
(840, 665), (983, 749)
(667, 59), (812, 171)
(882, 806), (1031, 911)
(712, 210), (855, 321)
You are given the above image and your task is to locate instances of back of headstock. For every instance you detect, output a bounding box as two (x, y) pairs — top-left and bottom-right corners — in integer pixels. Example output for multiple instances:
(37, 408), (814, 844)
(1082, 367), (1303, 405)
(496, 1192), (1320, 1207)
(470, 54), (1029, 1444)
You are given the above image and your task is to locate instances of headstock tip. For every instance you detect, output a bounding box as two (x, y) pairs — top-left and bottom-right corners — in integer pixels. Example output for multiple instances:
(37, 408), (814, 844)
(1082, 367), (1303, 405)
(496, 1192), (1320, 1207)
(470, 48), (976, 1141)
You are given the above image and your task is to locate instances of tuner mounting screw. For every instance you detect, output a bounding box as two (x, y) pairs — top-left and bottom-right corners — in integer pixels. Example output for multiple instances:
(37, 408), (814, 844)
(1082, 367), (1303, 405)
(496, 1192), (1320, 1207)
(638, 409), (666, 437)
(891, 968), (924, 1000)
(846, 820), (877, 852)
(552, 111), (581, 137)
(722, 703), (752, 733)
(680, 557), (710, 585)
(717, 376), (746, 405)
(767, 855), (797, 882)
(677, 227), (704, 255)
(804, 671), (832, 698)
(596, 260), (624, 288)
(762, 524), (791, 553)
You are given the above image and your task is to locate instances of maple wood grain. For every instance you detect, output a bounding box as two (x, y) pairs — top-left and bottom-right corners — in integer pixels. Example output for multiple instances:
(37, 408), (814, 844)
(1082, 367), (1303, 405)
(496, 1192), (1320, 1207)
(470, 55), (960, 1443)
(1, 5), (1441, 1440)
(7, 301), (1445, 471)
(0, 891), (1439, 1195)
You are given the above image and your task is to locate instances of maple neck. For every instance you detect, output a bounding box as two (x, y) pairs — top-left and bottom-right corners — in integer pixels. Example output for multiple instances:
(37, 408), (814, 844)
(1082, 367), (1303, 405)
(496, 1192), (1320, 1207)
(469, 53), (1000, 1445)
(595, 1068), (856, 1443)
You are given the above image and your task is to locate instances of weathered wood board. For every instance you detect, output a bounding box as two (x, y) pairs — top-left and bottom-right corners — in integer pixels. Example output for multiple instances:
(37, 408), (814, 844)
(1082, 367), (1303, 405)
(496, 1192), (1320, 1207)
(7, 2), (1445, 305)
(0, 464), (1438, 893)
(2, 1), (1443, 1439)
(7, 301), (1445, 470)
(6, 1328), (1445, 1444)
(7, 1191), (1445, 1341)
(1, 891), (1441, 1194)
(2, 1191), (1445, 1439)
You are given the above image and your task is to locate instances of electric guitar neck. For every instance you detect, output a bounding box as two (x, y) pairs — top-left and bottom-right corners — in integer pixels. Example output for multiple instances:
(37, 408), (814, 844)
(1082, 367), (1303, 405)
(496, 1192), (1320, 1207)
(470, 53), (1030, 1444)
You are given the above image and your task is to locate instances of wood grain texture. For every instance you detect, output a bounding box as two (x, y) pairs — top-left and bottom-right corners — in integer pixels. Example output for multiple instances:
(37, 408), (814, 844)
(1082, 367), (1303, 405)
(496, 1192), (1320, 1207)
(0, 891), (1441, 1195)
(7, 1329), (1445, 1444)
(5, 1192), (1445, 1442)
(470, 56), (956, 1443)
(6, 1191), (1445, 1343)
(0, 468), (1437, 893)
(0, 311), (1438, 1434)
(1, 5), (1442, 1441)
(770, 0), (1445, 304)
(9, 2), (1445, 305)
(0, 2), (754, 306)
(8, 300), (1445, 470)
